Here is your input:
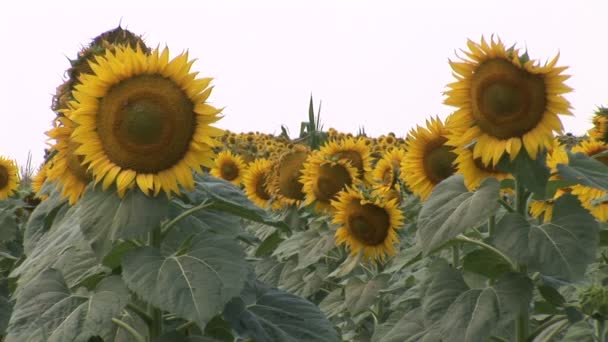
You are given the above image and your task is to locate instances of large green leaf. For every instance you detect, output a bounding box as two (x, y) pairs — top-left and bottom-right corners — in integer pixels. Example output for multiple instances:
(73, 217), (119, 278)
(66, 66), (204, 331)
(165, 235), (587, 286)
(561, 321), (595, 342)
(557, 151), (608, 191)
(497, 149), (550, 195)
(0, 206), (17, 242)
(23, 188), (68, 253)
(0, 294), (10, 335)
(371, 308), (427, 342)
(10, 205), (107, 292)
(462, 248), (512, 279)
(223, 280), (339, 342)
(529, 194), (598, 281)
(421, 261), (469, 325)
(110, 308), (150, 342)
(6, 269), (130, 342)
(77, 185), (169, 259)
(344, 274), (390, 315)
(490, 212), (531, 265)
(121, 231), (247, 329)
(417, 176), (499, 254)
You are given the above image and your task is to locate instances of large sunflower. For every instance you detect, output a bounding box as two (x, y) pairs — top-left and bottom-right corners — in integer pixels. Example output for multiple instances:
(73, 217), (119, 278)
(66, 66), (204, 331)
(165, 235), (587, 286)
(331, 187), (404, 261)
(0, 157), (19, 200)
(300, 152), (359, 212)
(401, 117), (457, 200)
(267, 144), (310, 206)
(209, 150), (247, 186)
(444, 36), (572, 166)
(570, 139), (608, 222)
(318, 138), (372, 182)
(68, 45), (224, 197)
(45, 116), (92, 204)
(243, 158), (278, 209)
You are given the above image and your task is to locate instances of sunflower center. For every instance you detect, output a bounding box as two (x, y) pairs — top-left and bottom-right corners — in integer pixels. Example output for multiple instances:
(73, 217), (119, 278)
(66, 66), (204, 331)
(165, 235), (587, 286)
(0, 165), (9, 189)
(347, 203), (390, 246)
(255, 174), (271, 201)
(277, 151), (308, 201)
(97, 75), (195, 173)
(423, 138), (457, 184)
(220, 162), (239, 181)
(334, 150), (364, 178)
(315, 163), (352, 202)
(473, 156), (500, 173)
(472, 59), (547, 139)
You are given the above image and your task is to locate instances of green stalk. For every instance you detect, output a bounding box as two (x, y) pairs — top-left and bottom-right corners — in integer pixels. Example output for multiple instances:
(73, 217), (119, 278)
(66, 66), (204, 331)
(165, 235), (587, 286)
(597, 319), (606, 342)
(112, 318), (146, 342)
(148, 226), (163, 339)
(514, 178), (529, 342)
(161, 201), (211, 238)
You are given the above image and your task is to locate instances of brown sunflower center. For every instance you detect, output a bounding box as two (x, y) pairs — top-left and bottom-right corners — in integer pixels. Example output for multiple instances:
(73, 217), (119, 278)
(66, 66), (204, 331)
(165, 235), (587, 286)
(472, 59), (547, 139)
(314, 163), (352, 202)
(255, 173), (271, 201)
(473, 156), (500, 173)
(97, 75), (195, 173)
(0, 165), (9, 189)
(423, 138), (457, 184)
(334, 150), (364, 178)
(347, 202), (390, 246)
(277, 151), (308, 201)
(220, 161), (239, 181)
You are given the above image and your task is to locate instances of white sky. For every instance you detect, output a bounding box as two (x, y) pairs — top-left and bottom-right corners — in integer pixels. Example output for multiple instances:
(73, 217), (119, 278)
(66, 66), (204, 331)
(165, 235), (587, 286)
(1, 0), (606, 168)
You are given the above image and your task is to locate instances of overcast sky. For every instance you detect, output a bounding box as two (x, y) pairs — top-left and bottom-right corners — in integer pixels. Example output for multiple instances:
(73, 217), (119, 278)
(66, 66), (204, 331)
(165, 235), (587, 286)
(1, 0), (605, 167)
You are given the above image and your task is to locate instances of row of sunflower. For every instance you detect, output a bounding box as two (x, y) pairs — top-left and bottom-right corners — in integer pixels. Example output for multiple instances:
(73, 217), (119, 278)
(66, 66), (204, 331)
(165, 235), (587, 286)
(1, 28), (608, 341)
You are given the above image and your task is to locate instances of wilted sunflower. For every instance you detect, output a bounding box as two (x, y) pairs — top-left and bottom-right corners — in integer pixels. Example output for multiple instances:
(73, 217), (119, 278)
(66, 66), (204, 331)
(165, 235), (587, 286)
(69, 45), (223, 197)
(243, 158), (278, 209)
(331, 187), (404, 261)
(210, 150), (247, 186)
(300, 152), (359, 212)
(570, 139), (608, 222)
(0, 157), (19, 200)
(444, 36), (572, 166)
(401, 117), (457, 200)
(452, 147), (511, 190)
(268, 144), (310, 206)
(319, 138), (372, 182)
(46, 116), (92, 204)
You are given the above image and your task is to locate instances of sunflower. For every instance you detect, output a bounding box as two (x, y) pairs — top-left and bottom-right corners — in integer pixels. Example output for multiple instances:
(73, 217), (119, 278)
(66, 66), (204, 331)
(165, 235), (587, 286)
(452, 146), (511, 190)
(401, 117), (457, 200)
(68, 45), (223, 197)
(31, 163), (50, 200)
(300, 152), (359, 212)
(331, 187), (404, 261)
(444, 36), (572, 166)
(243, 158), (278, 209)
(209, 150), (247, 186)
(372, 148), (406, 188)
(318, 138), (372, 182)
(268, 144), (310, 206)
(569, 139), (608, 222)
(46, 116), (92, 204)
(589, 107), (608, 143)
(0, 157), (19, 200)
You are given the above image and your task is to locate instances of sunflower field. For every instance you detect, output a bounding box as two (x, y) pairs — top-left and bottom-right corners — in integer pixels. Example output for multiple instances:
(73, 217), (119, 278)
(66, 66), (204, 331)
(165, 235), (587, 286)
(2, 27), (608, 342)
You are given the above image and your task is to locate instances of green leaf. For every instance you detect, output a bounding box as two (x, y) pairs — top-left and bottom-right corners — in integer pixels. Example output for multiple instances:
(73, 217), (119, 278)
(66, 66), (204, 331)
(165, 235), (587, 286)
(490, 212), (531, 265)
(529, 194), (599, 281)
(0, 294), (11, 335)
(417, 176), (500, 255)
(462, 249), (512, 279)
(102, 240), (139, 270)
(295, 231), (335, 270)
(155, 331), (223, 342)
(223, 280), (339, 342)
(318, 288), (344, 318)
(7, 269), (130, 342)
(421, 261), (469, 325)
(497, 149), (549, 195)
(110, 308), (150, 342)
(77, 185), (169, 259)
(121, 231), (248, 329)
(203, 315), (234, 342)
(561, 321), (594, 342)
(23, 188), (68, 253)
(344, 274), (390, 315)
(537, 285), (566, 308)
(558, 152), (608, 191)
(372, 308), (427, 342)
(0, 209), (17, 242)
(255, 230), (284, 257)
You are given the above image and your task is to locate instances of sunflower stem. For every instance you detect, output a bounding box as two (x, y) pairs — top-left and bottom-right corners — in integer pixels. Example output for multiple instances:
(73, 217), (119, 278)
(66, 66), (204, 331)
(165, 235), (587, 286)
(454, 235), (517, 271)
(498, 198), (515, 213)
(112, 318), (146, 342)
(126, 303), (153, 325)
(148, 225), (163, 339)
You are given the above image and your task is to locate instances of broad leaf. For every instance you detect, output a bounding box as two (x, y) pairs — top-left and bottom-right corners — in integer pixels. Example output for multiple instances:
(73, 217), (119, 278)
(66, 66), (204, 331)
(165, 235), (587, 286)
(490, 212), (531, 265)
(0, 207), (17, 242)
(255, 230), (284, 257)
(344, 274), (390, 315)
(421, 261), (469, 325)
(295, 231), (335, 270)
(78, 185), (169, 259)
(121, 231), (247, 329)
(23, 188), (68, 253)
(372, 308), (427, 342)
(7, 269), (129, 342)
(319, 288), (344, 318)
(557, 152), (608, 191)
(497, 149), (550, 195)
(110, 308), (150, 342)
(0, 294), (10, 335)
(529, 194), (598, 281)
(417, 176), (499, 254)
(561, 321), (595, 342)
(223, 280), (339, 342)
(462, 249), (512, 279)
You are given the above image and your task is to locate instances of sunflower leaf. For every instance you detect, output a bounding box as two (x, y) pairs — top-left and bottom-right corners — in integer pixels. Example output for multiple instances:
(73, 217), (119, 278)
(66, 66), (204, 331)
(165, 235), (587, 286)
(371, 308), (429, 342)
(0, 293), (11, 336)
(344, 274), (390, 315)
(421, 260), (469, 326)
(6, 269), (130, 342)
(497, 149), (549, 196)
(557, 151), (608, 191)
(417, 175), (500, 255)
(223, 279), (339, 342)
(121, 230), (248, 329)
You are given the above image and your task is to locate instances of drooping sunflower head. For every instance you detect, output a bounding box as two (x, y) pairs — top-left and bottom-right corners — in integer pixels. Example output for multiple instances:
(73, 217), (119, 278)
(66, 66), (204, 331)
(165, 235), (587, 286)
(401, 116), (457, 200)
(68, 45), (224, 198)
(243, 158), (279, 209)
(453, 146), (512, 190)
(45, 116), (93, 205)
(209, 150), (247, 186)
(331, 187), (404, 262)
(318, 138), (372, 182)
(268, 144), (310, 206)
(372, 148), (406, 189)
(300, 152), (359, 212)
(589, 107), (608, 143)
(444, 36), (572, 166)
(0, 157), (19, 200)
